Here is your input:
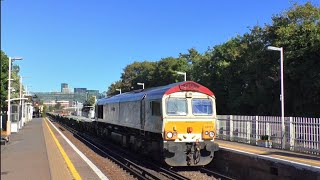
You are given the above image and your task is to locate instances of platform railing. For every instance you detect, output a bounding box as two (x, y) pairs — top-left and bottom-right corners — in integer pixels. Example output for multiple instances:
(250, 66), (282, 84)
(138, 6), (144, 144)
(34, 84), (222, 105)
(216, 115), (320, 155)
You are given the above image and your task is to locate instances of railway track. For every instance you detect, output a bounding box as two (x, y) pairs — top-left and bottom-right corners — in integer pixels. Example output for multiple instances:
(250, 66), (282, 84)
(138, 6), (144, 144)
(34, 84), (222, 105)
(102, 139), (190, 180)
(200, 168), (235, 180)
(51, 118), (189, 180)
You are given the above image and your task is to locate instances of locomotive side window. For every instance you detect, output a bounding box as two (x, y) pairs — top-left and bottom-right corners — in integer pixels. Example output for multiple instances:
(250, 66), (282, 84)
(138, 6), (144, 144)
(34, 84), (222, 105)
(97, 105), (103, 118)
(166, 98), (187, 116)
(192, 99), (213, 115)
(151, 101), (161, 116)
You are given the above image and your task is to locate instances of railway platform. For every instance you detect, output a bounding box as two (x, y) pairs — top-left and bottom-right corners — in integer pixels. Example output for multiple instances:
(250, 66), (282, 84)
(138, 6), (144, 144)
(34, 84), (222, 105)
(216, 139), (320, 168)
(210, 139), (320, 179)
(1, 118), (103, 180)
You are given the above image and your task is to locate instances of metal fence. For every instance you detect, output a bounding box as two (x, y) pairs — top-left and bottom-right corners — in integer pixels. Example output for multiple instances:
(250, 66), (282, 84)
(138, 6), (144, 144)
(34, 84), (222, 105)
(216, 115), (320, 155)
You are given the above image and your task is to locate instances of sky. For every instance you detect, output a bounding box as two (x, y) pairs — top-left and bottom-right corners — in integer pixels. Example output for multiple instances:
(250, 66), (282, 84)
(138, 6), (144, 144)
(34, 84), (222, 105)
(2, 0), (318, 93)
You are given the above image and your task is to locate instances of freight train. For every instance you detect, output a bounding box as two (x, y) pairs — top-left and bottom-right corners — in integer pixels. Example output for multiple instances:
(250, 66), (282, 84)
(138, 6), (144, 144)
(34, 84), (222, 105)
(49, 81), (219, 166)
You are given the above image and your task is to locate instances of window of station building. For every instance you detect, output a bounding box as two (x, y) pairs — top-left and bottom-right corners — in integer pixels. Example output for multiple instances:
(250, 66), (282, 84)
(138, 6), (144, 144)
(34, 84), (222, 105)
(97, 105), (103, 119)
(150, 101), (161, 116)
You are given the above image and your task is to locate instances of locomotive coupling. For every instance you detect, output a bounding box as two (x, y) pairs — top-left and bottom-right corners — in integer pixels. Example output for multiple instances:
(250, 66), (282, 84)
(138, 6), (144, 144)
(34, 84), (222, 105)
(186, 142), (201, 165)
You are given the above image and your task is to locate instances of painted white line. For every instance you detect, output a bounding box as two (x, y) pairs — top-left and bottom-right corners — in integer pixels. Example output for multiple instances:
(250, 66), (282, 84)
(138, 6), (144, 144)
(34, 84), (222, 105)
(47, 118), (109, 180)
(220, 146), (320, 172)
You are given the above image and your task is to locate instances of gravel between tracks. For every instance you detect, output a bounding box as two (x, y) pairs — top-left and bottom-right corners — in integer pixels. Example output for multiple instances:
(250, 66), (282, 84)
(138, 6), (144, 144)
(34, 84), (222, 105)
(178, 171), (217, 180)
(52, 121), (135, 180)
(52, 120), (218, 180)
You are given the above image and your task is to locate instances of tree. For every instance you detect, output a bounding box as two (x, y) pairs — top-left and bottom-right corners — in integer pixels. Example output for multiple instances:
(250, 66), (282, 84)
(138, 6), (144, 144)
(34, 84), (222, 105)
(10, 65), (22, 99)
(103, 2), (320, 117)
(265, 2), (320, 116)
(0, 51), (23, 110)
(179, 48), (203, 82)
(54, 102), (62, 110)
(194, 2), (320, 116)
(120, 61), (157, 91)
(106, 80), (122, 96)
(0, 51), (9, 111)
(152, 57), (190, 87)
(42, 105), (48, 117)
(48, 106), (54, 112)
(82, 95), (96, 113)
(85, 95), (96, 106)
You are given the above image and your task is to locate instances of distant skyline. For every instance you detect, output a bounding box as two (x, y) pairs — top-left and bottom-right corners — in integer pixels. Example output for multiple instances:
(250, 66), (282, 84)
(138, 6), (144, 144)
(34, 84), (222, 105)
(33, 83), (99, 93)
(2, 0), (318, 92)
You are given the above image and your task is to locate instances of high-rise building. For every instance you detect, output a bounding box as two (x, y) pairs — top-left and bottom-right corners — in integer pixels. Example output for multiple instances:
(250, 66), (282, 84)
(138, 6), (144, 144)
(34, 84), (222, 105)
(74, 88), (87, 93)
(61, 83), (68, 92)
(33, 84), (101, 107)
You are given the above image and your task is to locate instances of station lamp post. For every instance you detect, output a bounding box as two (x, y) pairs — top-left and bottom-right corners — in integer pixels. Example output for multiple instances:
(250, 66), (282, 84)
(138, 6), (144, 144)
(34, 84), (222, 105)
(19, 76), (24, 128)
(137, 82), (145, 89)
(116, 88), (122, 94)
(267, 46), (285, 149)
(176, 71), (186, 81)
(7, 57), (23, 135)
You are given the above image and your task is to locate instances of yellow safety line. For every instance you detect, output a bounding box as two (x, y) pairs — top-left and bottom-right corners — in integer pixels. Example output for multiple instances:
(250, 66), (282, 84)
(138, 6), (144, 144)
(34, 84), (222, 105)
(44, 118), (82, 180)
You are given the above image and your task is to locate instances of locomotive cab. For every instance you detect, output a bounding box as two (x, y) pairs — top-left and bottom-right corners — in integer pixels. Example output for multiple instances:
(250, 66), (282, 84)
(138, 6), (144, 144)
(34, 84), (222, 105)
(161, 82), (219, 166)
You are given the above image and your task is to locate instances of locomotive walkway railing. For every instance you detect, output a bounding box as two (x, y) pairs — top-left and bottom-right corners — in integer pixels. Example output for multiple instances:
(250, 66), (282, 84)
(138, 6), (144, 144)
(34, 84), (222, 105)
(216, 115), (320, 155)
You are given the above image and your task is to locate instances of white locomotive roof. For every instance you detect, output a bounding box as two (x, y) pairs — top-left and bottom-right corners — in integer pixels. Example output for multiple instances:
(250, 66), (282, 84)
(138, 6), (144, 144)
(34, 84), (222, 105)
(96, 81), (214, 105)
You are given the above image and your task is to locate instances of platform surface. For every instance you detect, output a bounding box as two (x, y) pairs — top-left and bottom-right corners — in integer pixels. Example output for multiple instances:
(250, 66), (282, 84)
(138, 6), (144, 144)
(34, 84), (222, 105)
(216, 139), (320, 170)
(1, 118), (100, 180)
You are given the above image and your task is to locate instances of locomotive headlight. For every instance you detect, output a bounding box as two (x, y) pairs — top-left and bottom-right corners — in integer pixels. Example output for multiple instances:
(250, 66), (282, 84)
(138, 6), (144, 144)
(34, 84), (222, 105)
(167, 132), (173, 139)
(209, 131), (215, 137)
(205, 131), (209, 135)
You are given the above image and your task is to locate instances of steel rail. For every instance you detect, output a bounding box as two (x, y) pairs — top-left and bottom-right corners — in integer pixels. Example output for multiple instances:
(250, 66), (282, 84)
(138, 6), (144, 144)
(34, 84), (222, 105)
(50, 118), (159, 180)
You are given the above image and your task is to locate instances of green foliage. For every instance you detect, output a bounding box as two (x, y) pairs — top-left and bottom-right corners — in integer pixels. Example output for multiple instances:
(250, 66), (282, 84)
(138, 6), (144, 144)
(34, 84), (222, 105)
(152, 57), (190, 86)
(120, 61), (157, 91)
(0, 51), (9, 111)
(110, 58), (190, 95)
(107, 2), (320, 117)
(42, 105), (48, 117)
(0, 51), (24, 111)
(48, 106), (54, 112)
(84, 95), (96, 106)
(257, 2), (320, 116)
(107, 80), (123, 96)
(11, 65), (22, 99)
(54, 102), (62, 110)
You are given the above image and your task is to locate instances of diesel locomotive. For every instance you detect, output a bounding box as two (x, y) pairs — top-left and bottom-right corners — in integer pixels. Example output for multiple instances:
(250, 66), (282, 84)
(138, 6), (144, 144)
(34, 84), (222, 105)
(94, 81), (219, 166)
